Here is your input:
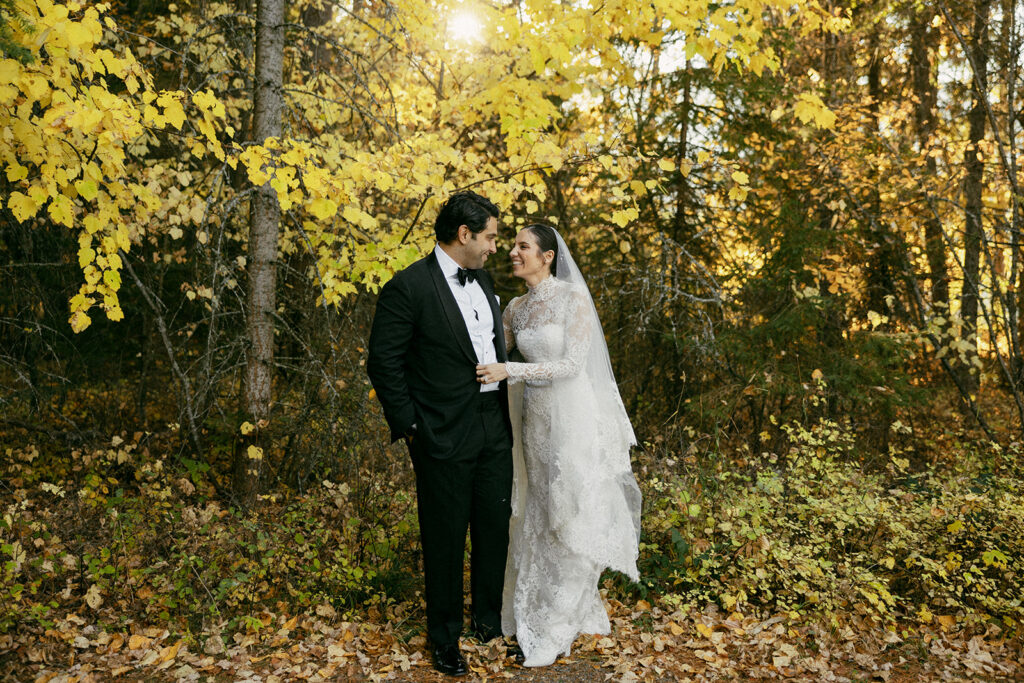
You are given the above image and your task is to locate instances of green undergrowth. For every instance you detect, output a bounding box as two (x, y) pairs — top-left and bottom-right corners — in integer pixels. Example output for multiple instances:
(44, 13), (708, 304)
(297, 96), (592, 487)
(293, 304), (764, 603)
(0, 432), (420, 636)
(3, 415), (1023, 642)
(639, 417), (1024, 635)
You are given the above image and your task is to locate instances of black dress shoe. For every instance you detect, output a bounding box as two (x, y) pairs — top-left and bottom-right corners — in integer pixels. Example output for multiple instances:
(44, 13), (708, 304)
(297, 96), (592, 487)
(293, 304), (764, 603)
(431, 644), (468, 677)
(506, 641), (525, 664)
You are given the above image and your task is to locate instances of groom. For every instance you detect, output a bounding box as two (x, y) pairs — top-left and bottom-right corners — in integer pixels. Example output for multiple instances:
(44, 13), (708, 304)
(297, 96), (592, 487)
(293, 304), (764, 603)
(367, 191), (514, 677)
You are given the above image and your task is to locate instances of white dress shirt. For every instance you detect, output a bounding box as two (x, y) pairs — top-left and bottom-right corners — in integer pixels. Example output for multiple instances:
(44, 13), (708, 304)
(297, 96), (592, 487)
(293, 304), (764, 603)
(434, 245), (499, 392)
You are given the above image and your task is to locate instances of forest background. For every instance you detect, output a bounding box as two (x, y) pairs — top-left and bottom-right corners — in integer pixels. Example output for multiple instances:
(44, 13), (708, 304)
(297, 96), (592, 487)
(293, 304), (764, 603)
(1, 0), (1022, 679)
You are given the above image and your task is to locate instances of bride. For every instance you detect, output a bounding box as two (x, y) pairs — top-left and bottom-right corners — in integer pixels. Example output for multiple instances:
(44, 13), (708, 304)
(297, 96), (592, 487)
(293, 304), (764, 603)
(475, 224), (641, 667)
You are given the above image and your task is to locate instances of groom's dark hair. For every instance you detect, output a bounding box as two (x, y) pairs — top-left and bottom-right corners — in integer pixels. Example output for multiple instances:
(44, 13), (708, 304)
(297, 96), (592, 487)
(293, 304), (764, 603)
(435, 191), (500, 243)
(524, 224), (559, 277)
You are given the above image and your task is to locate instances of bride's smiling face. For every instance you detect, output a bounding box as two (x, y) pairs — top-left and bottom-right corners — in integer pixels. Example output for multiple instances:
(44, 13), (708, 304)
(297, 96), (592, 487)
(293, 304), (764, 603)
(510, 229), (553, 283)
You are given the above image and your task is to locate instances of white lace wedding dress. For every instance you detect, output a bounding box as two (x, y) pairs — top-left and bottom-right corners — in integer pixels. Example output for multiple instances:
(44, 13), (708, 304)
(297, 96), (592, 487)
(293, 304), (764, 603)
(500, 274), (641, 667)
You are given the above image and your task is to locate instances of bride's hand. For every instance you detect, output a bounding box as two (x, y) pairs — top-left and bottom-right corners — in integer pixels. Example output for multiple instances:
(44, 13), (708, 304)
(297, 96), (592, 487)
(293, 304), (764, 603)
(476, 363), (508, 384)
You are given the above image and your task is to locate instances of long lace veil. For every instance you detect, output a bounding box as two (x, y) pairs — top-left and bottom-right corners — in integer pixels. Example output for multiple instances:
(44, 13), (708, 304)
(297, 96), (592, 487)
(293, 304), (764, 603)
(550, 229), (637, 449)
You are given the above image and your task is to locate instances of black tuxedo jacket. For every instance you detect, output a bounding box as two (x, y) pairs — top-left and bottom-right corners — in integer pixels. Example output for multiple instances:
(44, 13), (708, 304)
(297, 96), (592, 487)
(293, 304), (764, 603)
(367, 251), (512, 459)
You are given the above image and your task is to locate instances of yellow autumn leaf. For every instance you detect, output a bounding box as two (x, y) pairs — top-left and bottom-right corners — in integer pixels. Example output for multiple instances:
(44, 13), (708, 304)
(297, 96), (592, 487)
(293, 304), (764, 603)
(142, 102), (161, 125)
(247, 445), (263, 460)
(83, 214), (102, 235)
(731, 170), (749, 185)
(69, 310), (92, 333)
(102, 269), (121, 290)
(191, 89), (219, 114)
(6, 163), (28, 182)
(281, 146), (306, 166)
(342, 205), (362, 223)
(308, 198), (337, 220)
(22, 74), (50, 102)
(657, 158), (675, 172)
(69, 293), (92, 313)
(0, 58), (19, 83)
(64, 21), (96, 50)
(246, 162), (270, 187)
(270, 173), (289, 197)
(101, 52), (126, 76)
(78, 246), (96, 269)
(8, 192), (39, 222)
(48, 195), (75, 227)
(793, 92), (837, 129)
(728, 185), (748, 202)
(162, 98), (186, 130)
(240, 421), (256, 435)
(75, 179), (99, 201)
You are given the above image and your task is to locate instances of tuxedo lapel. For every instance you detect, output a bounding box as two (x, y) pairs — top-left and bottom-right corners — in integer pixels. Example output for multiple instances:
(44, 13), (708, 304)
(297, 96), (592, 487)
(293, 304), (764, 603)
(427, 253), (477, 363)
(477, 273), (508, 363)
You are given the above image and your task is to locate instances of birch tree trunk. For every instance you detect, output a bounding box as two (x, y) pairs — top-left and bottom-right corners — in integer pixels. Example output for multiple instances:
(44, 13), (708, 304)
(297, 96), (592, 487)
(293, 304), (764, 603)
(958, 0), (991, 396)
(235, 0), (284, 505)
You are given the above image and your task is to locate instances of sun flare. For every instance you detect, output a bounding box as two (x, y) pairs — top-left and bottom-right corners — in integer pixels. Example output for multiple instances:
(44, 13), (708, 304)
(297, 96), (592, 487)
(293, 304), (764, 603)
(448, 11), (483, 43)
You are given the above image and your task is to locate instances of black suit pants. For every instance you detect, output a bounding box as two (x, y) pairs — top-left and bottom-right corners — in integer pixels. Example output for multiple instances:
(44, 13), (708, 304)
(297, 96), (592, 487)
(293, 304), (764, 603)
(410, 392), (513, 647)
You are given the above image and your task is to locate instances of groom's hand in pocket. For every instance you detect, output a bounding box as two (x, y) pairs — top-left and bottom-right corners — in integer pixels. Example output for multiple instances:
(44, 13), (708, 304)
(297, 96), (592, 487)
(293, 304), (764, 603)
(403, 423), (418, 449)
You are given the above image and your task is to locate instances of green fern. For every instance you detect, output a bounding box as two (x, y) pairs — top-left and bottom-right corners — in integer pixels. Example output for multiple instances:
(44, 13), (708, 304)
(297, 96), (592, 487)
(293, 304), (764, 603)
(1, 0), (35, 64)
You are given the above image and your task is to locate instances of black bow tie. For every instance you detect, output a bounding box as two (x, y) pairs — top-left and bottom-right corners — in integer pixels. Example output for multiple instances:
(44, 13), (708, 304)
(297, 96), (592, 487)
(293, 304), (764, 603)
(456, 268), (477, 286)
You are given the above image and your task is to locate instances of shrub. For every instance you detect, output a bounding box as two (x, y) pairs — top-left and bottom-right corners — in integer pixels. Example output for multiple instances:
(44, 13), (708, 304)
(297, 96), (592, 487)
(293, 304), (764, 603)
(0, 435), (421, 635)
(640, 417), (1024, 631)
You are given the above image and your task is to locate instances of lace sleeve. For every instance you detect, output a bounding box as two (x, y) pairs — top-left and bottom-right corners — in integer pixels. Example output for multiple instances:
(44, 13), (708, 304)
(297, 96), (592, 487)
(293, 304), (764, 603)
(506, 288), (591, 383)
(502, 296), (518, 352)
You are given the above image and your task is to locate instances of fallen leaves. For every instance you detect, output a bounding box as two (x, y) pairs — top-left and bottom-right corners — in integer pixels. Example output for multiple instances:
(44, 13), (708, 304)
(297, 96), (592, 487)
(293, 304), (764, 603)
(772, 641), (799, 667)
(11, 598), (1022, 683)
(128, 633), (151, 650)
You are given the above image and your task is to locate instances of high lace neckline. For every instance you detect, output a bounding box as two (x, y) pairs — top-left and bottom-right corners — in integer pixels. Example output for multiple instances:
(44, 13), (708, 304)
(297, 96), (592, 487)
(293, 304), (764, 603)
(527, 275), (558, 297)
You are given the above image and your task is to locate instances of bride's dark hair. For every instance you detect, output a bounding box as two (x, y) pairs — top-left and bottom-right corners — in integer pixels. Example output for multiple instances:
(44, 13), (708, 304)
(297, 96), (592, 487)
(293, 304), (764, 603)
(524, 224), (558, 276)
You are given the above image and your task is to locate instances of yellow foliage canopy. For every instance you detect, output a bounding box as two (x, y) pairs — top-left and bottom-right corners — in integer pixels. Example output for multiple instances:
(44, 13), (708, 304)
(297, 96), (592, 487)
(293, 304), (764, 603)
(3, 0), (843, 327)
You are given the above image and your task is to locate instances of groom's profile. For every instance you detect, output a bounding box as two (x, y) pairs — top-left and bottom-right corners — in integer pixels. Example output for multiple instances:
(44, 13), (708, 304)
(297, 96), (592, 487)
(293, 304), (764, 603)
(367, 191), (514, 677)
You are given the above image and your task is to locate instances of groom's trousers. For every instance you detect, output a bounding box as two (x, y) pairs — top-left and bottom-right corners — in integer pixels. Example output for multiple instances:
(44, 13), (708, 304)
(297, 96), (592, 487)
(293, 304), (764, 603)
(409, 391), (513, 647)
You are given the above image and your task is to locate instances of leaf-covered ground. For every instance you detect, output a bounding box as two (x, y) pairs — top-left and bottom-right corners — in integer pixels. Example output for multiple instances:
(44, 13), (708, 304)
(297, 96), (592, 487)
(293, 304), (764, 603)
(3, 398), (1022, 681)
(5, 595), (1019, 682)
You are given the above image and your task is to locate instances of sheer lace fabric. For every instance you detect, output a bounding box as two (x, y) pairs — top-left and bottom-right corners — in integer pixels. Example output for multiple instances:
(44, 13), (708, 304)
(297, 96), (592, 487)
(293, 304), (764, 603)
(501, 275), (641, 667)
